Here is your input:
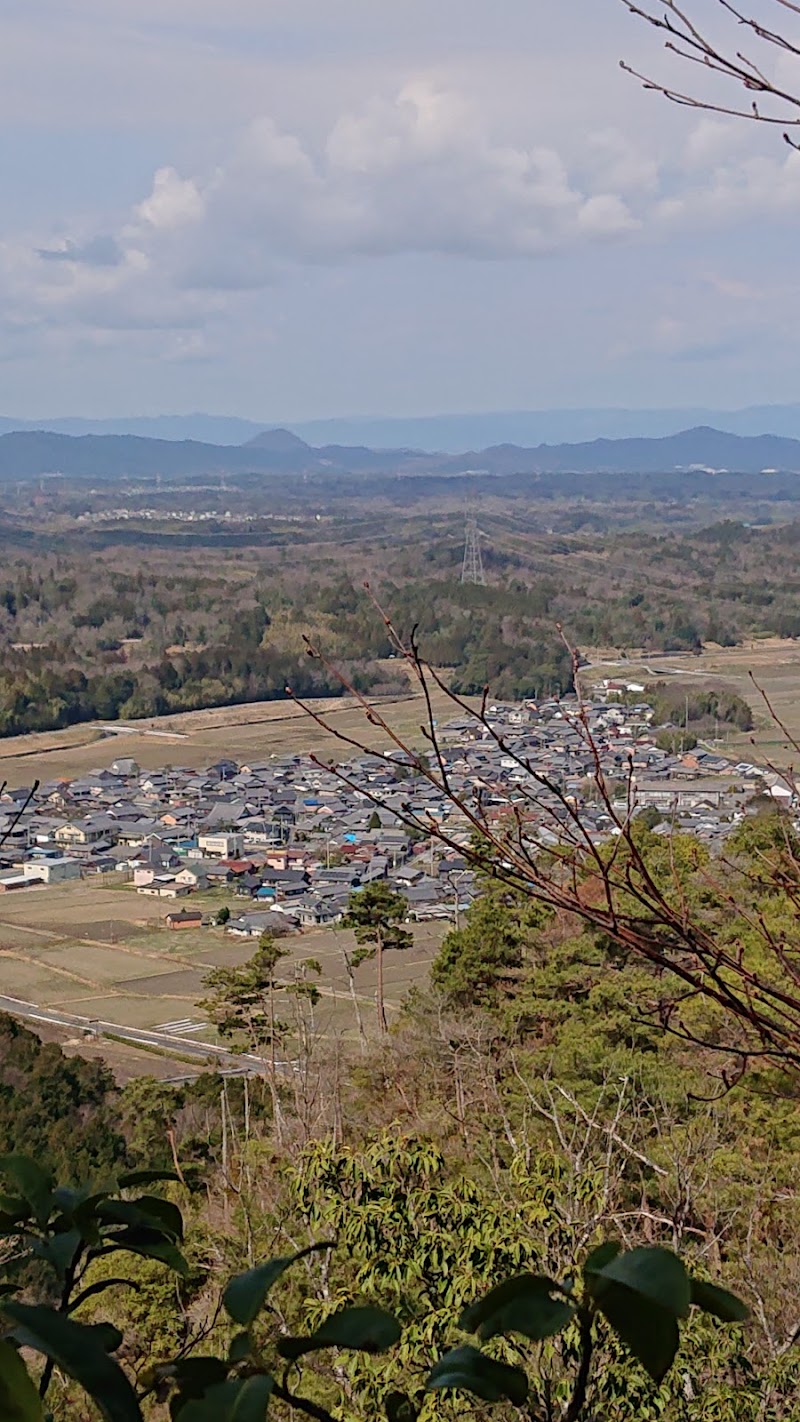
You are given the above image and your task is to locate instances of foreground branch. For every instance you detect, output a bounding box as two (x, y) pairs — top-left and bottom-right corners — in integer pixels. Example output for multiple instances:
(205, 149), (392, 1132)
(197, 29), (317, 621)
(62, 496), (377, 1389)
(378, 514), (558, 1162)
(620, 0), (800, 146)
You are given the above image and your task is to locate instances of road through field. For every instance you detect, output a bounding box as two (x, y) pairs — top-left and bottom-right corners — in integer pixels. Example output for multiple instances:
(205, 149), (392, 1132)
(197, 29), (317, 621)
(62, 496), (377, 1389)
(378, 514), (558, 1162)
(0, 675), (466, 782)
(0, 993), (267, 1070)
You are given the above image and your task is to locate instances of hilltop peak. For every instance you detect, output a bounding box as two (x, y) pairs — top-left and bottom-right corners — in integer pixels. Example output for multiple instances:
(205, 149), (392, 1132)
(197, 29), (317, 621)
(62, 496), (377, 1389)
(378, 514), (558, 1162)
(244, 428), (311, 452)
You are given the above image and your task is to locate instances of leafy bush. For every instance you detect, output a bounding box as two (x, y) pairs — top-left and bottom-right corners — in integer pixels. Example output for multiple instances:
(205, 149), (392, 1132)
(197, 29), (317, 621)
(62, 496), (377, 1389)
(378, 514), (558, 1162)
(0, 1154), (747, 1422)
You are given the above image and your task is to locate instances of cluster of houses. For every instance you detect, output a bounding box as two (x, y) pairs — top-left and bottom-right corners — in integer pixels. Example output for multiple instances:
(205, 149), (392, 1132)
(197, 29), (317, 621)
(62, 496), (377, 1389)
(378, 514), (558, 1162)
(0, 689), (791, 932)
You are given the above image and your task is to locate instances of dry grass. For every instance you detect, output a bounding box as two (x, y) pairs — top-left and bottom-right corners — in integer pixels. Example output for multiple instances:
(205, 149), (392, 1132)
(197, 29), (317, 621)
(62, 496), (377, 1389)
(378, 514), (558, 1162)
(0, 673), (466, 785)
(0, 879), (163, 930)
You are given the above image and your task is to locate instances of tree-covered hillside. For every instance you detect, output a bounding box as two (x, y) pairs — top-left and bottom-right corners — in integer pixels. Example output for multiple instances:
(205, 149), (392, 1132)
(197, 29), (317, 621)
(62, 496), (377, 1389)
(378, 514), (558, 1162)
(6, 510), (800, 734)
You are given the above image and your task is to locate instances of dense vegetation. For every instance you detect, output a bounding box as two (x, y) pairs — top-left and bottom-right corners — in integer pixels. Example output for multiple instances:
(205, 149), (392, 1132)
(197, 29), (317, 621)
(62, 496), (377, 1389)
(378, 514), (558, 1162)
(615, 684), (754, 737)
(5, 497), (800, 733)
(0, 1015), (125, 1182)
(0, 1156), (748, 1422)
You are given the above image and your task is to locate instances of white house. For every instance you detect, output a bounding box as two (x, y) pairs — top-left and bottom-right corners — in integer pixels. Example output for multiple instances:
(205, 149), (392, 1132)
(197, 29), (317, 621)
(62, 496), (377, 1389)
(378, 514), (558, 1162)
(137, 876), (191, 898)
(197, 832), (244, 859)
(21, 858), (81, 885)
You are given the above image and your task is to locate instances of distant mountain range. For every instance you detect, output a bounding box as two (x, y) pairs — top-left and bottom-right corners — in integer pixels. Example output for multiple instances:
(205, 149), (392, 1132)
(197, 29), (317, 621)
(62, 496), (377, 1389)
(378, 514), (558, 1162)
(456, 427), (800, 475)
(0, 414), (261, 446)
(2, 424), (800, 480)
(0, 429), (415, 481)
(288, 404), (800, 452)
(5, 404), (800, 451)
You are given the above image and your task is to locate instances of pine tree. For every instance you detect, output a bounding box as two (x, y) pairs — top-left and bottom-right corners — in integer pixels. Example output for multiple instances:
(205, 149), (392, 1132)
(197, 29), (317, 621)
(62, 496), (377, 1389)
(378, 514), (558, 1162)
(343, 883), (411, 1032)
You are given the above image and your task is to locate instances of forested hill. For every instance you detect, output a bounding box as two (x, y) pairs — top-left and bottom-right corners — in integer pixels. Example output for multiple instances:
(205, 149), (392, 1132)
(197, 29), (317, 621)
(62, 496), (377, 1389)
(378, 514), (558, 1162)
(451, 425), (800, 474)
(0, 429), (403, 479)
(2, 424), (800, 479)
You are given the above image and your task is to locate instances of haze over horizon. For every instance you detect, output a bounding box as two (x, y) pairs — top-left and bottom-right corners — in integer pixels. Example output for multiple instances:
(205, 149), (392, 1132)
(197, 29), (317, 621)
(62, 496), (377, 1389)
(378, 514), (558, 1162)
(3, 2), (800, 420)
(4, 404), (800, 454)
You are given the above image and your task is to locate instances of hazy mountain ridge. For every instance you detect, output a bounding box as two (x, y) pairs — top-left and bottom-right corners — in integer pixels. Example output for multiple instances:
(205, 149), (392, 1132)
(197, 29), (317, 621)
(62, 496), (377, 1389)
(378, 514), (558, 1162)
(1, 424), (800, 480)
(0, 414), (262, 445)
(440, 426), (800, 474)
(4, 404), (800, 450)
(290, 405), (800, 451)
(0, 429), (423, 479)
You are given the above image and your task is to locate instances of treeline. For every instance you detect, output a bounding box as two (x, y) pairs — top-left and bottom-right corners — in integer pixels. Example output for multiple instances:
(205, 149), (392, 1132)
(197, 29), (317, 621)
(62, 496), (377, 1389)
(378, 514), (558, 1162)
(0, 648), (353, 735)
(613, 684), (754, 733)
(317, 576), (575, 700)
(651, 685), (754, 731)
(0, 569), (576, 734)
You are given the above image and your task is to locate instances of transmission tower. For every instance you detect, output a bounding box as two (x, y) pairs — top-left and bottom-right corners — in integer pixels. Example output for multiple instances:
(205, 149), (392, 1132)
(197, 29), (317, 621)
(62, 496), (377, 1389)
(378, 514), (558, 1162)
(461, 512), (486, 585)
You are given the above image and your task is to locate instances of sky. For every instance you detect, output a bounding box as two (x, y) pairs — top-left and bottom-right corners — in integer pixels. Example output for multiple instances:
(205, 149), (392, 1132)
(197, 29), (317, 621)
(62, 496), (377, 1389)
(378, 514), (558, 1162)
(2, 0), (800, 420)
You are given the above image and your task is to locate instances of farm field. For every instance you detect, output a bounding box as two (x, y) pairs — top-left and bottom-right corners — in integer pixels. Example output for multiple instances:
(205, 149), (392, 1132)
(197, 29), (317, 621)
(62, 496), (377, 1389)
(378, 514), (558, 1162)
(0, 876), (446, 1068)
(0, 673), (465, 787)
(580, 637), (800, 769)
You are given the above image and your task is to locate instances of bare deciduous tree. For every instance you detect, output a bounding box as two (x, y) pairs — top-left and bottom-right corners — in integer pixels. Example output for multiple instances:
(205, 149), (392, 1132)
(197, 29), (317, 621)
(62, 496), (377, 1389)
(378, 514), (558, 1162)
(620, 0), (800, 146)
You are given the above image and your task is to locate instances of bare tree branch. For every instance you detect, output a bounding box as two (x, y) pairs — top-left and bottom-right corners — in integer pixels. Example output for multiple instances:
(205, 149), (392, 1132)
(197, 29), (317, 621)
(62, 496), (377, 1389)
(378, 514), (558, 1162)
(620, 0), (800, 146)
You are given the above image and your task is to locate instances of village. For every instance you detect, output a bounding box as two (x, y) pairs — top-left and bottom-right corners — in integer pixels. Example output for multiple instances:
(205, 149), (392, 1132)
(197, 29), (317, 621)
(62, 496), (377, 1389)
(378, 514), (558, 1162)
(0, 685), (789, 943)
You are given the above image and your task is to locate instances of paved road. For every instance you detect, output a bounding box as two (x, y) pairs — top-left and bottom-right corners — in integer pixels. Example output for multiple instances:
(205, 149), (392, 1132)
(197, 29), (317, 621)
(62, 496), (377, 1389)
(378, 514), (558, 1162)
(587, 657), (709, 678)
(0, 994), (266, 1072)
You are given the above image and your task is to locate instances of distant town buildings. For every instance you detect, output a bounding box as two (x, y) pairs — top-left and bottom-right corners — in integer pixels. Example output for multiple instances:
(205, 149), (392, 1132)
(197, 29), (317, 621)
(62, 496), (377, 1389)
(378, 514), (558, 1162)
(0, 689), (791, 922)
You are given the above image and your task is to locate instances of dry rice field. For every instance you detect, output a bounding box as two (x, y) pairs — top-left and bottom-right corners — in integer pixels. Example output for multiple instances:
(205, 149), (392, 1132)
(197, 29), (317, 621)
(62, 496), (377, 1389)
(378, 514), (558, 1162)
(0, 676), (464, 786)
(0, 877), (446, 1065)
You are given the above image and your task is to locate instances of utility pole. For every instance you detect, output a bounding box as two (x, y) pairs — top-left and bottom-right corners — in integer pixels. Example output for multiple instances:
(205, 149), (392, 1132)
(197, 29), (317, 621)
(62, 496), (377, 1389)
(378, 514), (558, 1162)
(446, 869), (469, 931)
(461, 513), (486, 586)
(220, 1085), (229, 1226)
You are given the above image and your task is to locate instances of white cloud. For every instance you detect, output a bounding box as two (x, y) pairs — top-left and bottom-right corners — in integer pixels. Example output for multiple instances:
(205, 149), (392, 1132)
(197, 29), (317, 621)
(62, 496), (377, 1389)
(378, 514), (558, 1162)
(683, 119), (745, 170)
(141, 79), (645, 269)
(609, 261), (800, 372)
(586, 129), (660, 195)
(135, 169), (205, 231)
(656, 144), (800, 228)
(705, 149), (800, 217)
(577, 195), (640, 239)
(0, 78), (652, 337)
(1, 58), (799, 354)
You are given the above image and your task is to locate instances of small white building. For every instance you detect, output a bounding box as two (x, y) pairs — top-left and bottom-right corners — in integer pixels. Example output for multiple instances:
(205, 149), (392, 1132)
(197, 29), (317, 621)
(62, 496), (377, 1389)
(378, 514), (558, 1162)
(137, 876), (191, 898)
(766, 783), (793, 802)
(133, 867), (156, 887)
(174, 865), (209, 889)
(197, 832), (244, 858)
(22, 858), (81, 885)
(0, 871), (34, 892)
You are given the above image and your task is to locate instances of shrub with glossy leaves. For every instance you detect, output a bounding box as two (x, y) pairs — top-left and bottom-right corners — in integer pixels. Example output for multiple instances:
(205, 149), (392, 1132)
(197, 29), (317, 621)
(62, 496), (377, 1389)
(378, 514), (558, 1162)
(0, 1153), (749, 1422)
